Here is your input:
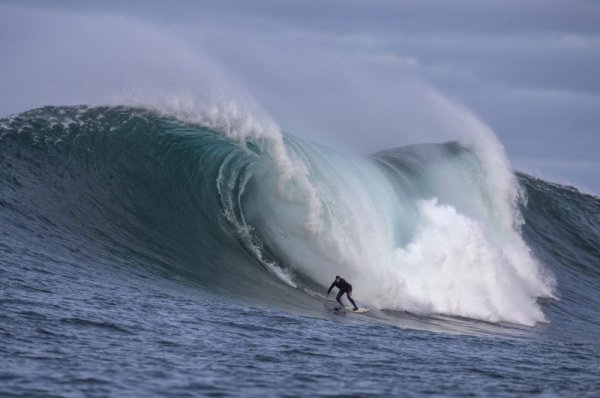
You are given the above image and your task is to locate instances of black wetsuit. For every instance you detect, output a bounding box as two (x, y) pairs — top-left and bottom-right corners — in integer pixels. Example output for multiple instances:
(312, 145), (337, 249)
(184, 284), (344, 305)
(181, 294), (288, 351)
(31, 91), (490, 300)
(327, 278), (358, 309)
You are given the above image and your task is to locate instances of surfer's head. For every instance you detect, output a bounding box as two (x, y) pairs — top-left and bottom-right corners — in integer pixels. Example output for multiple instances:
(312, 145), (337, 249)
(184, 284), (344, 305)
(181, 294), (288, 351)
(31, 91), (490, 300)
(335, 275), (340, 281)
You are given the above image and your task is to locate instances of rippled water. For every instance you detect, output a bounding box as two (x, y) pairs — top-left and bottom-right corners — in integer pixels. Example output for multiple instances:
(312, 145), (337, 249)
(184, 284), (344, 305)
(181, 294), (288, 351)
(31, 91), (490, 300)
(2, 253), (599, 397)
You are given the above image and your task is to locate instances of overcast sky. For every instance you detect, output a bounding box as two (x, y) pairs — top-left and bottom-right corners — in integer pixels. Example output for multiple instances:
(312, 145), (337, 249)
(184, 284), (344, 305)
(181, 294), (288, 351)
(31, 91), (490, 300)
(1, 0), (599, 193)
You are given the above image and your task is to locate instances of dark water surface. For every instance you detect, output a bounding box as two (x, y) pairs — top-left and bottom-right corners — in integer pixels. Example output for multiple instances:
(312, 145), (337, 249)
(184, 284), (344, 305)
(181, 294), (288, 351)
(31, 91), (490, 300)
(2, 254), (598, 397)
(3, 254), (598, 397)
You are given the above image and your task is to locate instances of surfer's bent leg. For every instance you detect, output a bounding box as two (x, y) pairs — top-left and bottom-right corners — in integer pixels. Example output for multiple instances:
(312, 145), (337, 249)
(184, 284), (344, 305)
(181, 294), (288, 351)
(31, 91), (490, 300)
(336, 289), (345, 306)
(346, 290), (358, 310)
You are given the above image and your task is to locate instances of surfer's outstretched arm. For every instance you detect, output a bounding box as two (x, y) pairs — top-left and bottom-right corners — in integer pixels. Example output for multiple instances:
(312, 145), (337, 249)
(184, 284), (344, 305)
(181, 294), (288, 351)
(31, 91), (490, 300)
(326, 282), (336, 296)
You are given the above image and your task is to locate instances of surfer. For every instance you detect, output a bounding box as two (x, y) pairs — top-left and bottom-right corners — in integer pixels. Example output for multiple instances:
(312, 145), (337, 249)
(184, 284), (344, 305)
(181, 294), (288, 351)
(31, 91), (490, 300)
(327, 275), (359, 311)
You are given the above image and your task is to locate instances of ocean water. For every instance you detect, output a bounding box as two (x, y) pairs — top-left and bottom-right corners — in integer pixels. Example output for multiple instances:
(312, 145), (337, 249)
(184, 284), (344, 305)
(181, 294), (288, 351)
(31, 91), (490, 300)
(1, 106), (599, 397)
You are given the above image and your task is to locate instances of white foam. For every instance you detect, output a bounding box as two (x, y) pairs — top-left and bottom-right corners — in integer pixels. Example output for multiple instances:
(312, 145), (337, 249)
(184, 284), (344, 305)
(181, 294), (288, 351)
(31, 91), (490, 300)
(365, 199), (553, 326)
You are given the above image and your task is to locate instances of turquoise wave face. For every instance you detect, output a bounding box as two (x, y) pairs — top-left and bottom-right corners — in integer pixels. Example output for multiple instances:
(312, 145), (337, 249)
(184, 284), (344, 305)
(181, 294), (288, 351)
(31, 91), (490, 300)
(1, 105), (598, 328)
(0, 106), (263, 290)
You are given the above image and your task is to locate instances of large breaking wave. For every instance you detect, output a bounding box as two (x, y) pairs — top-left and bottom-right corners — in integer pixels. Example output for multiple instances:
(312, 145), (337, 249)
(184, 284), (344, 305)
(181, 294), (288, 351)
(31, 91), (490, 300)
(0, 105), (565, 326)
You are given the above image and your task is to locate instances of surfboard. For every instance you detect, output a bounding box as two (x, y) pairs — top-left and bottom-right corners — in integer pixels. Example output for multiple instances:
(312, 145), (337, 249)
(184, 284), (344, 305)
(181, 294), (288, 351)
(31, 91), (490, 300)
(345, 307), (369, 313)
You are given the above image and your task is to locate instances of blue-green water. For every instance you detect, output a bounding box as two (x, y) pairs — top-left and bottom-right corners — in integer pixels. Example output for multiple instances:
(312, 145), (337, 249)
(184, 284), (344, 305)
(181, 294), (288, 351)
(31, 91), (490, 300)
(1, 106), (599, 396)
